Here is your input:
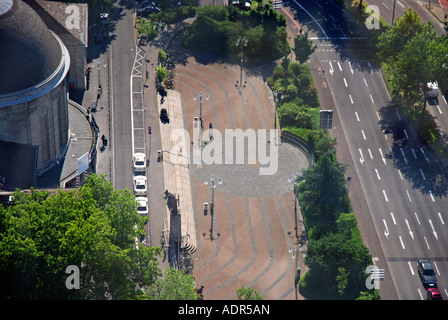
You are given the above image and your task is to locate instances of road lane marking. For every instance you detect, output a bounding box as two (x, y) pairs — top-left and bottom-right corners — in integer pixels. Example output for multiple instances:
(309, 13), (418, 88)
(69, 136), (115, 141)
(404, 129), (409, 139)
(329, 61), (334, 75)
(414, 212), (421, 225)
(361, 130), (366, 140)
(344, 77), (348, 87)
(337, 61), (342, 71)
(405, 219), (414, 239)
(397, 0), (405, 7)
(419, 147), (430, 163)
(429, 190), (435, 202)
(424, 236), (431, 250)
(370, 94), (374, 104)
(382, 2), (390, 9)
(443, 95), (447, 104)
(390, 212), (396, 224)
(417, 288), (423, 300)
(349, 94), (353, 104)
(349, 61), (354, 74)
(434, 262), (441, 276)
(398, 169), (403, 180)
(355, 111), (360, 122)
(406, 190), (412, 202)
(408, 261), (415, 275)
(411, 148), (417, 159)
(429, 219), (438, 239)
(383, 219), (389, 238)
(437, 104), (443, 114)
(400, 148), (408, 164)
(399, 236), (405, 249)
(419, 168), (426, 180)
(379, 148), (386, 165)
(382, 190), (389, 202)
(368, 148), (373, 159)
(292, 0), (329, 38)
(438, 212), (445, 225)
(359, 148), (364, 165)
(375, 168), (381, 180)
(376, 111), (381, 120)
(364, 77), (368, 87)
(396, 111), (401, 121)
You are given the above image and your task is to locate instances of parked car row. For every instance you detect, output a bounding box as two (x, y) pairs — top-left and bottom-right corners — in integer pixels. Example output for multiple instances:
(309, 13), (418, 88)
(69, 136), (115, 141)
(133, 152), (148, 215)
(417, 259), (443, 300)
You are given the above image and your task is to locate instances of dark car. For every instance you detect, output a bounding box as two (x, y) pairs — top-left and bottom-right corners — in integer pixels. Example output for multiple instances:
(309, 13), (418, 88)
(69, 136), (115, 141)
(136, 6), (160, 16)
(427, 288), (443, 300)
(160, 108), (169, 124)
(417, 259), (437, 288)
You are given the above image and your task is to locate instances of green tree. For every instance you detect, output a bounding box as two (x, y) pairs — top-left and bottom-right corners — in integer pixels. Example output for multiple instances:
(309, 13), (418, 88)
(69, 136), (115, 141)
(293, 33), (316, 64)
(390, 23), (436, 115)
(0, 175), (162, 300)
(377, 8), (426, 65)
(146, 268), (199, 300)
(236, 286), (263, 300)
(336, 267), (349, 299)
(298, 154), (349, 235)
(304, 232), (372, 299)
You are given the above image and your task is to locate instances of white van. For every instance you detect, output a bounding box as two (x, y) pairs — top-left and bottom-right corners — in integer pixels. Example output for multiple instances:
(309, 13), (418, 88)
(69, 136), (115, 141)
(427, 82), (439, 98)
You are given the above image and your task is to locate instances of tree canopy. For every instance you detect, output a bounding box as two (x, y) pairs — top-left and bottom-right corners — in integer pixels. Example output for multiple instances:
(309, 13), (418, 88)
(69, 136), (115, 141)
(0, 175), (197, 300)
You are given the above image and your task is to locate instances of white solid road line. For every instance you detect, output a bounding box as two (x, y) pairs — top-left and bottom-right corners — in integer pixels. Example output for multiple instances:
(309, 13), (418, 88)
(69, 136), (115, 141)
(375, 168), (381, 180)
(406, 190), (412, 202)
(408, 261), (415, 275)
(399, 236), (405, 249)
(438, 212), (445, 225)
(390, 212), (396, 225)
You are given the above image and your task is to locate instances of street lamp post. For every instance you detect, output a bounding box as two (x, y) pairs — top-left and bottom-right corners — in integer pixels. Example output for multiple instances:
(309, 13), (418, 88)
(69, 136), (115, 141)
(236, 36), (248, 89)
(203, 175), (222, 241)
(193, 92), (208, 148)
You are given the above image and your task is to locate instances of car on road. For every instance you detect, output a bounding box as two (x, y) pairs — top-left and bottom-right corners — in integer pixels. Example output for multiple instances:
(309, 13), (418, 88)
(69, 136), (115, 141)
(133, 176), (147, 196)
(136, 196), (148, 215)
(137, 6), (160, 16)
(160, 108), (169, 124)
(99, 13), (109, 25)
(427, 288), (443, 300)
(417, 259), (438, 288)
(133, 153), (146, 172)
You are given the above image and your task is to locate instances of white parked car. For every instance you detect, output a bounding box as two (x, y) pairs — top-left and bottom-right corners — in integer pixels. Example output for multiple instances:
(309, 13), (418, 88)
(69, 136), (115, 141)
(133, 153), (146, 172)
(133, 176), (147, 196)
(136, 197), (148, 215)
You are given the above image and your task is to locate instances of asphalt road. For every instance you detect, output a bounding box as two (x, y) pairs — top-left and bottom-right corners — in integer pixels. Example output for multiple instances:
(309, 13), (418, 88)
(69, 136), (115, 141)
(287, 0), (448, 299)
(109, 1), (136, 191)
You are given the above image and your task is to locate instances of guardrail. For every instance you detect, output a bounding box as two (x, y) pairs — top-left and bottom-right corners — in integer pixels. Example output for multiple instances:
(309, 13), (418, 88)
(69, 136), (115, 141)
(281, 131), (315, 167)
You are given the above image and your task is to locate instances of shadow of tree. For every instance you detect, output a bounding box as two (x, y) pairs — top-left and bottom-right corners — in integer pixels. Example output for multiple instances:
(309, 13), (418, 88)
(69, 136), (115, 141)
(378, 103), (448, 197)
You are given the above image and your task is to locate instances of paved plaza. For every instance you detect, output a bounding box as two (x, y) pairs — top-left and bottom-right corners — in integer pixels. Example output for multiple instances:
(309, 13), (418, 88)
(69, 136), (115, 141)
(161, 37), (311, 299)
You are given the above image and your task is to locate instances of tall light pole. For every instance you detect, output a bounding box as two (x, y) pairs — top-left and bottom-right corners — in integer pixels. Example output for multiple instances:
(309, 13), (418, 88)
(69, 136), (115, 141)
(203, 175), (222, 241)
(236, 36), (248, 89)
(193, 92), (208, 148)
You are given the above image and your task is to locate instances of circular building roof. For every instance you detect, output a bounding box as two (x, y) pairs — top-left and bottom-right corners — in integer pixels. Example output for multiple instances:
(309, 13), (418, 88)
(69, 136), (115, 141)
(0, 0), (62, 94)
